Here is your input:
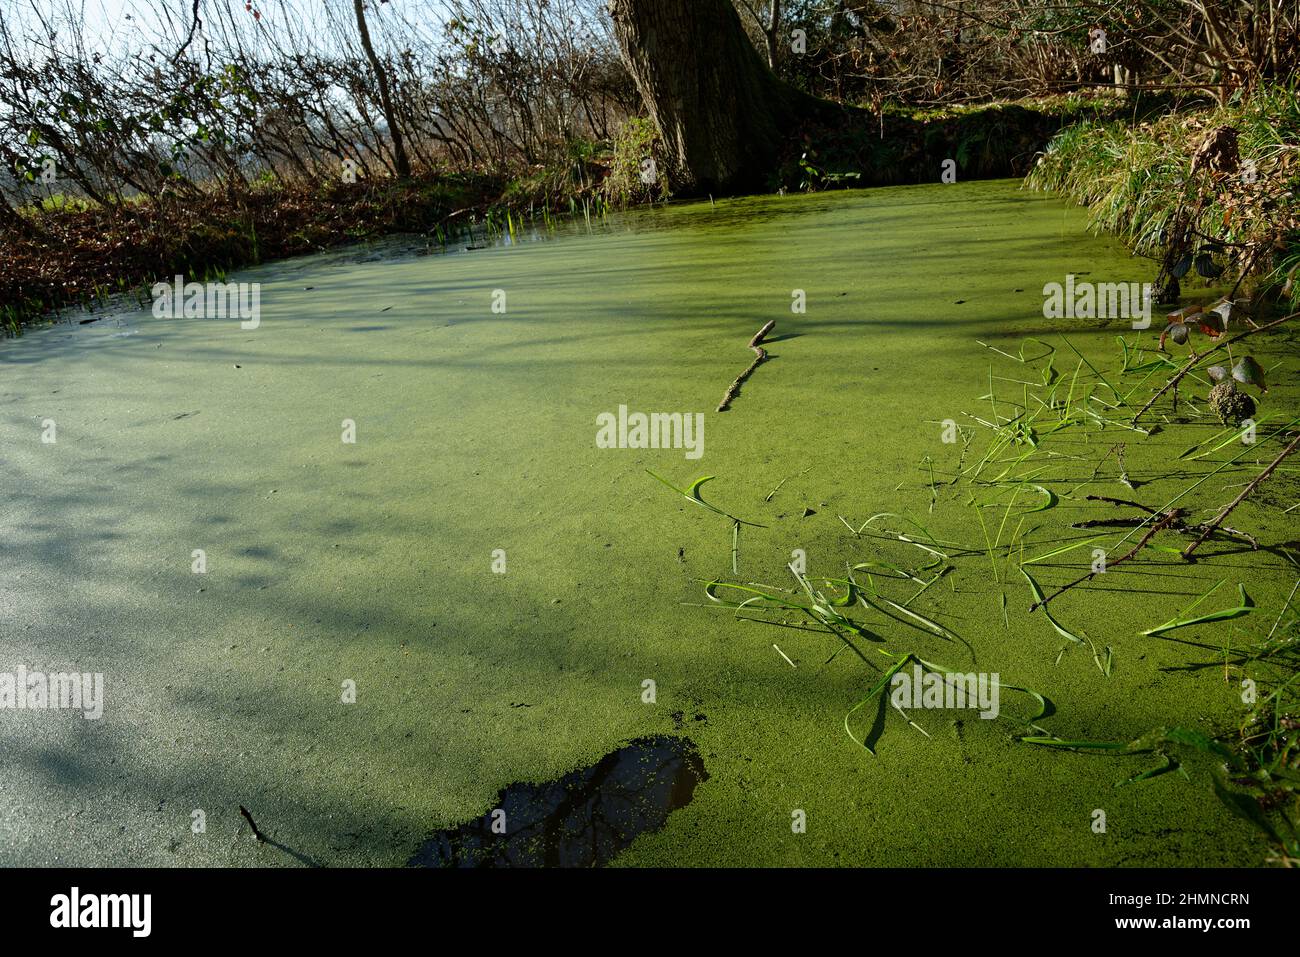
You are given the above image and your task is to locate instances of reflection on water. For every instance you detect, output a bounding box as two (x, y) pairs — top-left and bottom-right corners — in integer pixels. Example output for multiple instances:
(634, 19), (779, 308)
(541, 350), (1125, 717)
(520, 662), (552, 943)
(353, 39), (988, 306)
(408, 736), (707, 867)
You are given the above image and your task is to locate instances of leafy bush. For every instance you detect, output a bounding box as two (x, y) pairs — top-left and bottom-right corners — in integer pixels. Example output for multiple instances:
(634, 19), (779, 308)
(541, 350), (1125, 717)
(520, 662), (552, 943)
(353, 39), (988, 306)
(603, 117), (667, 207)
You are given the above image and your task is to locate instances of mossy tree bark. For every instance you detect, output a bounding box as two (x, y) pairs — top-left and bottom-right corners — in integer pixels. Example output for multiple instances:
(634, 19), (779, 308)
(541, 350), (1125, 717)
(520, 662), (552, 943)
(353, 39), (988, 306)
(608, 0), (846, 196)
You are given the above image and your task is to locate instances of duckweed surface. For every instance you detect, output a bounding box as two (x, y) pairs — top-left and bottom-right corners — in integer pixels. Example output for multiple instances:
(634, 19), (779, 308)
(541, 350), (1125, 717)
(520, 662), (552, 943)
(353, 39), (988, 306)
(2, 179), (1296, 866)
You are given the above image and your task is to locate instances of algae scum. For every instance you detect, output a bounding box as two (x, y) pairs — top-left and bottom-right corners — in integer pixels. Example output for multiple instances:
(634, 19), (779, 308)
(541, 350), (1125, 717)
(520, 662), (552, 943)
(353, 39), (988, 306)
(2, 180), (1297, 867)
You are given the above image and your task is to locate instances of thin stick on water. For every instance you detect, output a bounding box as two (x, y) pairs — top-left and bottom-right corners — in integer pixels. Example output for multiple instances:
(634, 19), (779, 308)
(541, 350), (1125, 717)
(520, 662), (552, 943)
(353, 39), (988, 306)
(765, 465), (813, 503)
(718, 320), (776, 412)
(239, 805), (267, 843)
(1183, 431), (1300, 558)
(1030, 509), (1183, 612)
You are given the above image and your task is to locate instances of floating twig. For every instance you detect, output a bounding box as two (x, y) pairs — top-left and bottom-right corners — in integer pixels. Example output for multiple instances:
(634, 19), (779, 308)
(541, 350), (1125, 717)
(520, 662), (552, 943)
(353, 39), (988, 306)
(1183, 431), (1300, 558)
(764, 465), (813, 503)
(717, 320), (775, 412)
(1030, 509), (1183, 612)
(1071, 495), (1258, 547)
(239, 805), (267, 843)
(1112, 443), (1133, 489)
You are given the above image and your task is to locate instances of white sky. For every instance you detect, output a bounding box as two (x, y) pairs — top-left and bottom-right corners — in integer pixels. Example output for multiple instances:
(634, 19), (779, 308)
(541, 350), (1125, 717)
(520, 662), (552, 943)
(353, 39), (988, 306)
(0, 1), (433, 56)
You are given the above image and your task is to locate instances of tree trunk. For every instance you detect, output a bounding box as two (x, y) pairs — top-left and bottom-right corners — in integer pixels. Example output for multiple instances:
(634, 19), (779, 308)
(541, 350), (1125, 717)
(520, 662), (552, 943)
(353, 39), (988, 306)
(765, 1), (783, 71)
(352, 0), (412, 179)
(608, 0), (841, 196)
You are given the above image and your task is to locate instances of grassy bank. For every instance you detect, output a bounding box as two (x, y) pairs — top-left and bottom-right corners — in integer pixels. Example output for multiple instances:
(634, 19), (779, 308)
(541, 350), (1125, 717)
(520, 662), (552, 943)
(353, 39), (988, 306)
(1028, 85), (1300, 309)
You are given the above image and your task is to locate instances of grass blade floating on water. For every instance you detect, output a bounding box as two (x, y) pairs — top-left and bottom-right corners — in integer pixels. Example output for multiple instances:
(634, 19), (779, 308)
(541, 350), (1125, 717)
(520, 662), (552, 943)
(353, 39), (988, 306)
(1021, 567), (1085, 645)
(1141, 583), (1254, 636)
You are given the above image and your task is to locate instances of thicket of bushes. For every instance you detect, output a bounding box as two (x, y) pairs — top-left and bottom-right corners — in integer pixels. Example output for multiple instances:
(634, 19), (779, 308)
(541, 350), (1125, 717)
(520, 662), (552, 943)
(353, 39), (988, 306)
(0, 171), (509, 335)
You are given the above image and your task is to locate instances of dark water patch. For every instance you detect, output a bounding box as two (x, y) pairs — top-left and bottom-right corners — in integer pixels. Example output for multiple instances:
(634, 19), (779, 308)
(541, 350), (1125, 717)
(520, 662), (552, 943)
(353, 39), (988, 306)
(408, 736), (706, 867)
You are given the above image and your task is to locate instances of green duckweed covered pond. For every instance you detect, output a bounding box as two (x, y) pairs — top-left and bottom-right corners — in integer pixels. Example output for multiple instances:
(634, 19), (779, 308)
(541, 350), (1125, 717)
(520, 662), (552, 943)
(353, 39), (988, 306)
(2, 178), (1297, 866)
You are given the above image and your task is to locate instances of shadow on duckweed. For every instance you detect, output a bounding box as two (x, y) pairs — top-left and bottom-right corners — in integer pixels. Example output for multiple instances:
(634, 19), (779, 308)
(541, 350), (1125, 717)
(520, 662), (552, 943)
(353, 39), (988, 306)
(408, 736), (707, 867)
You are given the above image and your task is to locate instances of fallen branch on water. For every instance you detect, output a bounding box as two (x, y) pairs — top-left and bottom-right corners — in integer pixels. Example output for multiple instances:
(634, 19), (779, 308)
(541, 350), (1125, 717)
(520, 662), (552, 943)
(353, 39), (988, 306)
(717, 320), (775, 412)
(1132, 310), (1299, 423)
(1029, 509), (1184, 612)
(1072, 495), (1258, 548)
(1183, 430), (1300, 558)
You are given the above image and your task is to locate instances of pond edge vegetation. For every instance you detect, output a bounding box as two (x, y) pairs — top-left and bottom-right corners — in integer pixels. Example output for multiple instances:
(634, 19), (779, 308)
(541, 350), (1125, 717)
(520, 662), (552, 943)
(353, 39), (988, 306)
(650, 327), (1300, 866)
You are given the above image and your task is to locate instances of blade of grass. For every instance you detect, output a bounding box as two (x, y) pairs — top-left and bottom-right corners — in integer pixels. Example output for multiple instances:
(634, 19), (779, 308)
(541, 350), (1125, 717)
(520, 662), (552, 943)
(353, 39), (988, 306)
(1141, 583), (1254, 636)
